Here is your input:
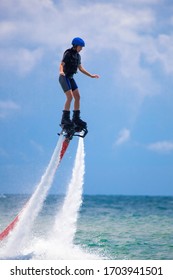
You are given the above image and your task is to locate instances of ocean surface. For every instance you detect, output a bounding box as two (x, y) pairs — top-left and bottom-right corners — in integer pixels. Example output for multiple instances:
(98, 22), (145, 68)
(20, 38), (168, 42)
(0, 138), (172, 260)
(0, 194), (173, 260)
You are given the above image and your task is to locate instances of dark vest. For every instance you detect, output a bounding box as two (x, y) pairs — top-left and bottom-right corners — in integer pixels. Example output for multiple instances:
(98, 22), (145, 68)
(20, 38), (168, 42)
(62, 48), (81, 77)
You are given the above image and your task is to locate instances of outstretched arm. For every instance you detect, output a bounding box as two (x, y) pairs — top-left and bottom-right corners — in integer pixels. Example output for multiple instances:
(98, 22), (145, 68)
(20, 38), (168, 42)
(78, 65), (99, 78)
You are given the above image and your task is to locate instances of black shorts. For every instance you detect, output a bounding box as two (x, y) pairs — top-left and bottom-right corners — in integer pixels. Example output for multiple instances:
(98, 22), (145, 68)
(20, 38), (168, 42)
(59, 75), (78, 92)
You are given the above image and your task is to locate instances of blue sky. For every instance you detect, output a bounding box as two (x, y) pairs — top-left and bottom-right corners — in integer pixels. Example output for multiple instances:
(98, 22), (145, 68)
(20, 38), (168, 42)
(0, 0), (173, 195)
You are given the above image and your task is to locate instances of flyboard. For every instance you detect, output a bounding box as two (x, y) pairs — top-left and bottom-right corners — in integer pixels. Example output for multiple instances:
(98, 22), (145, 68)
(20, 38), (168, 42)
(0, 122), (88, 241)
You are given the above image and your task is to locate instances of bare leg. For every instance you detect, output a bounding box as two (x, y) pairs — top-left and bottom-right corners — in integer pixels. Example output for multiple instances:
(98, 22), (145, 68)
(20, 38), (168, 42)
(64, 90), (73, 110)
(71, 89), (86, 126)
(72, 88), (80, 110)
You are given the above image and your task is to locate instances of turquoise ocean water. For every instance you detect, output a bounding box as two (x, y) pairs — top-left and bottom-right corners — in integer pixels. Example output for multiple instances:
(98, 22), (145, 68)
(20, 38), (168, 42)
(0, 194), (173, 260)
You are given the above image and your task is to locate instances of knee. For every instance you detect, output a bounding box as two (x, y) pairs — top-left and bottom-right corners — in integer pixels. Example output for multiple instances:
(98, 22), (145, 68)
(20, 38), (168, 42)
(69, 95), (73, 102)
(66, 94), (73, 102)
(73, 92), (80, 101)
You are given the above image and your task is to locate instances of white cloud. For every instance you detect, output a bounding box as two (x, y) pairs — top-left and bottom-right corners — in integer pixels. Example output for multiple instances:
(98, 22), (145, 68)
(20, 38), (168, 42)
(0, 48), (43, 75)
(114, 128), (130, 146)
(141, 34), (173, 75)
(120, 0), (160, 3)
(0, 100), (20, 119)
(147, 141), (173, 153)
(0, 0), (173, 92)
(0, 21), (17, 40)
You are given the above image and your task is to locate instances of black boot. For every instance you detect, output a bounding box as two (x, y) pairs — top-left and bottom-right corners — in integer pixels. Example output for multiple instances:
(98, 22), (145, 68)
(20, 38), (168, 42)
(61, 110), (73, 126)
(72, 110), (87, 128)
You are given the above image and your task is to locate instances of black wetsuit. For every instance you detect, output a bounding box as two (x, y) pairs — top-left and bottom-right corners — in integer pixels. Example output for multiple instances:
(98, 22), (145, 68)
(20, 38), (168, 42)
(59, 48), (81, 92)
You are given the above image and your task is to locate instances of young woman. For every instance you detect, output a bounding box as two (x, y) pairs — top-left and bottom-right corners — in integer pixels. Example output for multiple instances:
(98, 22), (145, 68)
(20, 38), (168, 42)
(59, 37), (99, 127)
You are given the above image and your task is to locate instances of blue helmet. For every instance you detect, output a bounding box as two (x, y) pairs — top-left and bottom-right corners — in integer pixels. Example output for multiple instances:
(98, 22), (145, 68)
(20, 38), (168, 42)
(72, 37), (85, 47)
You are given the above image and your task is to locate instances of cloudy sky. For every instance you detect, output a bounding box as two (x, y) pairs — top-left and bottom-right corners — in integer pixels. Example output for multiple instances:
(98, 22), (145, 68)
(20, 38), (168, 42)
(0, 0), (173, 195)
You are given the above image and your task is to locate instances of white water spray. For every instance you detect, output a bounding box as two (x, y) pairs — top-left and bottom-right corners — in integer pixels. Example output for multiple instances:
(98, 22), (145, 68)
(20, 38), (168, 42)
(33, 137), (92, 259)
(1, 136), (100, 260)
(3, 135), (64, 257)
(53, 137), (85, 245)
